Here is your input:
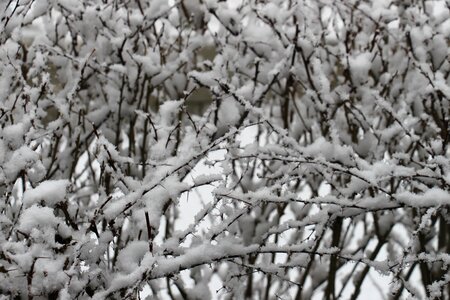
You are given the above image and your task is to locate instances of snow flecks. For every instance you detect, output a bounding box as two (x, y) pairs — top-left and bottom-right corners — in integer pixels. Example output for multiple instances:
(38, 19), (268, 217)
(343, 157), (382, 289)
(23, 180), (70, 207)
(303, 137), (354, 165)
(2, 123), (26, 150)
(103, 193), (139, 220)
(189, 70), (219, 87)
(1, 0), (449, 299)
(95, 242), (259, 299)
(396, 188), (450, 207)
(116, 241), (149, 273)
(217, 96), (240, 131)
(192, 173), (223, 186)
(159, 100), (183, 126)
(349, 53), (373, 85)
(3, 146), (39, 181)
(18, 205), (60, 234)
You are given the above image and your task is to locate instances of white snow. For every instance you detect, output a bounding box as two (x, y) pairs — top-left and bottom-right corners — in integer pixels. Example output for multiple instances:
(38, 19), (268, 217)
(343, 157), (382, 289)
(349, 53), (372, 85)
(23, 180), (70, 207)
(18, 205), (60, 234)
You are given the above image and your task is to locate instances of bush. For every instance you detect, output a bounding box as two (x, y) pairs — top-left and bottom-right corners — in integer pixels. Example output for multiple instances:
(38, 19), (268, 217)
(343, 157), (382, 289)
(0, 0), (449, 299)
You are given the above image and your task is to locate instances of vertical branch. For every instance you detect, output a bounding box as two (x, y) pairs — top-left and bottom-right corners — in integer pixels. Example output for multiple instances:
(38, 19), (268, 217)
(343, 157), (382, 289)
(325, 217), (342, 300)
(145, 211), (153, 253)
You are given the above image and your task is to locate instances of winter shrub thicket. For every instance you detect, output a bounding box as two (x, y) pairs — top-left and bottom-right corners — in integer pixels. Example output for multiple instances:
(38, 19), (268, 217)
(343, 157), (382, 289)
(0, 0), (449, 299)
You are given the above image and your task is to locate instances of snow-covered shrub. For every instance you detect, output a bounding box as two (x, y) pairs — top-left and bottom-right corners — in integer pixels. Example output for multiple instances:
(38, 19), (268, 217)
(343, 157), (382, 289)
(0, 0), (449, 299)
